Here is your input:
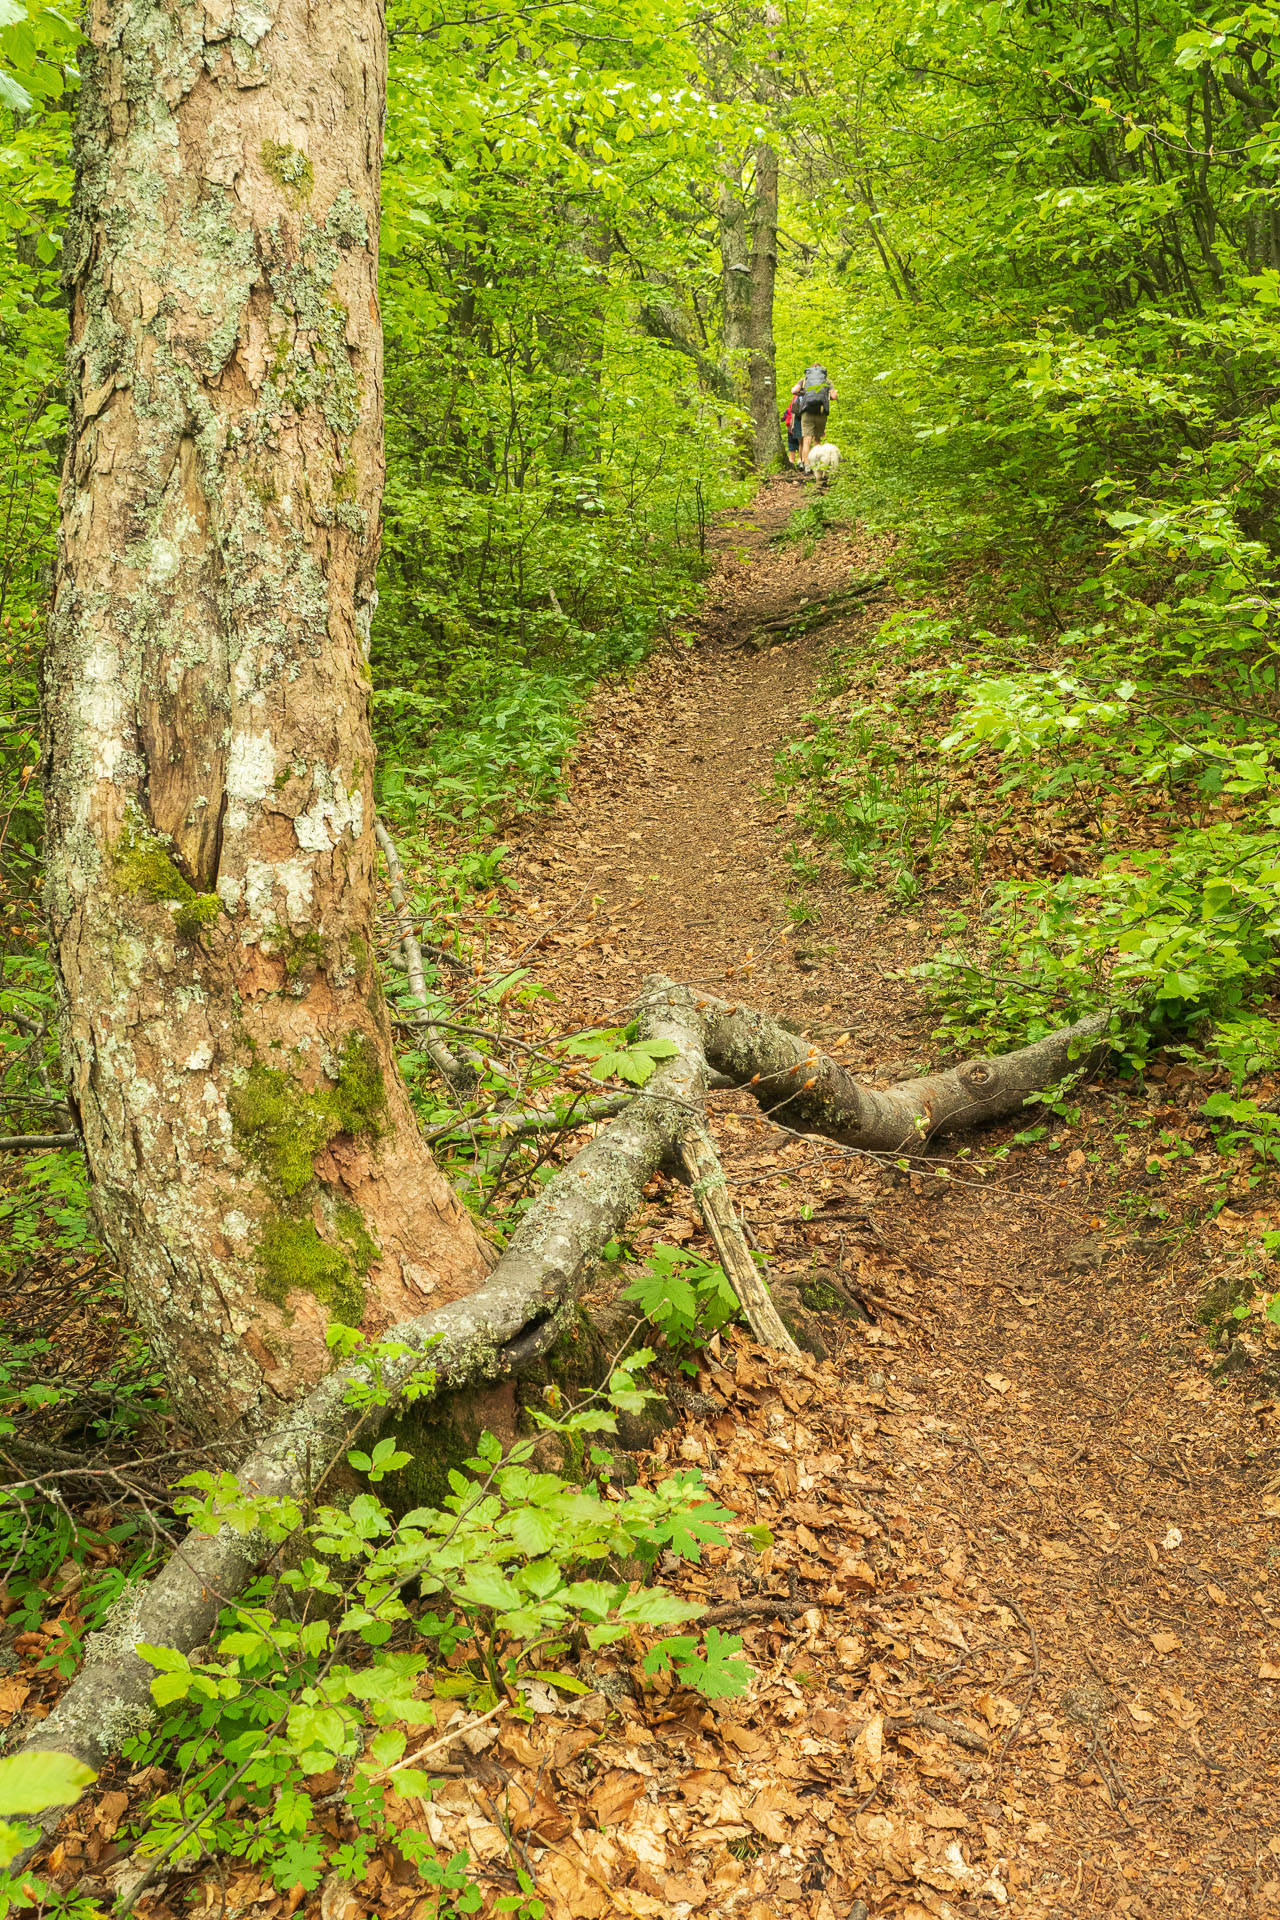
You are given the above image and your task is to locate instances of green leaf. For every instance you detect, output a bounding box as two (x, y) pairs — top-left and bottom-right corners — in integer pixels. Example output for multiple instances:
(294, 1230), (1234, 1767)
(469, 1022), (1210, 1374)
(0, 69), (33, 110)
(524, 1668), (593, 1694)
(456, 1566), (522, 1612)
(508, 1506), (559, 1555)
(0, 1751), (95, 1816)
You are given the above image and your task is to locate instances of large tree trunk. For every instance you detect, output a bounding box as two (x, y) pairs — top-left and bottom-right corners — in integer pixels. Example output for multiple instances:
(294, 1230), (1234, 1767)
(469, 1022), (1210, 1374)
(42, 0), (489, 1435)
(747, 144), (785, 472)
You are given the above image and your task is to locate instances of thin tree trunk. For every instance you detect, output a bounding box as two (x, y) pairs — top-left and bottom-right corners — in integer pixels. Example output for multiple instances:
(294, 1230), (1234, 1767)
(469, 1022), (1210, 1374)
(747, 144), (785, 472)
(719, 158), (753, 464)
(43, 0), (490, 1435)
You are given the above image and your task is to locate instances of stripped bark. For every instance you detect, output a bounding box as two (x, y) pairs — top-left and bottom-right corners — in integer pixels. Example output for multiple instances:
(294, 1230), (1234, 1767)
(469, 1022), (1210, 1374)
(695, 985), (1111, 1152)
(10, 980), (1114, 1848)
(678, 1123), (799, 1355)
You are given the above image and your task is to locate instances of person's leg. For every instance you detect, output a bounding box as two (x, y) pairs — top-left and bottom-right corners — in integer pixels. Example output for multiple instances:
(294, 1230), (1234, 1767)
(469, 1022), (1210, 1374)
(801, 409), (827, 469)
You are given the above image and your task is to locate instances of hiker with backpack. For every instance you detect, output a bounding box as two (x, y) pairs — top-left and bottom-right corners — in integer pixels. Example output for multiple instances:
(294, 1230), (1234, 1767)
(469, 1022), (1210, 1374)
(784, 376), (805, 465)
(796, 363), (837, 470)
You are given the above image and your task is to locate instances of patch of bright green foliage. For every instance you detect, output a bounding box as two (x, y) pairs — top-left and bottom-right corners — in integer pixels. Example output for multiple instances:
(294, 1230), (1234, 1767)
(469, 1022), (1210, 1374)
(616, 1241), (742, 1368)
(108, 1327), (750, 1901)
(560, 1026), (678, 1086)
(767, 0), (1280, 1183)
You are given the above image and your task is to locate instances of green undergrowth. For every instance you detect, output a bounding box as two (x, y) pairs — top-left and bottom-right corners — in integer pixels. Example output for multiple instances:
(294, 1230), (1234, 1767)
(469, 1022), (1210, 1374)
(1, 1321), (753, 1913)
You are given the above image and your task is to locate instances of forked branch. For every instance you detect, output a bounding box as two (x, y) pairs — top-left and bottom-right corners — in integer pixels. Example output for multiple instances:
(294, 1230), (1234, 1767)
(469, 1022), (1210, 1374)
(10, 977), (1113, 1851)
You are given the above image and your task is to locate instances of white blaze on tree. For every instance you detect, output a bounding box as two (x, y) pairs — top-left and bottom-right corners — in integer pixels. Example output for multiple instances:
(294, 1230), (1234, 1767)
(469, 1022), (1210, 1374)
(43, 0), (490, 1432)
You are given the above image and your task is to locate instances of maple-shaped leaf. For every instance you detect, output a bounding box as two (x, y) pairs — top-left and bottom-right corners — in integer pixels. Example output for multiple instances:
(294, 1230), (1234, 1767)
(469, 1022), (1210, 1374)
(671, 1627), (753, 1700)
(649, 1498), (735, 1562)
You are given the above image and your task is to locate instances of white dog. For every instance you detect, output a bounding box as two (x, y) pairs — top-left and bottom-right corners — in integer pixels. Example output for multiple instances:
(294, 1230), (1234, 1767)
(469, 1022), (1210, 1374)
(805, 440), (841, 477)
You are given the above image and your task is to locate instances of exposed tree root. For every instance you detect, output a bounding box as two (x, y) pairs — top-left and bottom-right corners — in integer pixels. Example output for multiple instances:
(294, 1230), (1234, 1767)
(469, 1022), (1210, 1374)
(10, 977), (1113, 1851)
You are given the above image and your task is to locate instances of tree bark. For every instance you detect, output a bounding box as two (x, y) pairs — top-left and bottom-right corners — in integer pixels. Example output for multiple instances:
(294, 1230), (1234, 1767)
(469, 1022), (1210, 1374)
(42, 0), (489, 1436)
(747, 144), (785, 472)
(718, 158), (753, 462)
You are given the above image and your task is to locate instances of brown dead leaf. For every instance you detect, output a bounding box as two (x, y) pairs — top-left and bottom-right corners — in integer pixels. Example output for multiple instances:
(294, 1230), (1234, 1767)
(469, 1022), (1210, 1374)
(1206, 1583), (1229, 1606)
(1150, 1631), (1181, 1654)
(974, 1692), (1019, 1729)
(747, 1786), (795, 1843)
(719, 1724), (764, 1758)
(92, 1790), (130, 1839)
(539, 1848), (610, 1920)
(984, 1371), (1012, 1394)
(1066, 1148), (1086, 1173)
(852, 1713), (884, 1790)
(1126, 1700), (1157, 1732)
(925, 1804), (969, 1830)
(1259, 1654), (1280, 1679)
(0, 1677), (29, 1716)
(590, 1768), (646, 1826)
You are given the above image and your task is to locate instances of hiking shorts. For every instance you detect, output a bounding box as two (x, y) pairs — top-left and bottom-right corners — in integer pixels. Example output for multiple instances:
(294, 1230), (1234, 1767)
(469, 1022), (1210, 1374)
(786, 420), (801, 452)
(800, 406), (828, 440)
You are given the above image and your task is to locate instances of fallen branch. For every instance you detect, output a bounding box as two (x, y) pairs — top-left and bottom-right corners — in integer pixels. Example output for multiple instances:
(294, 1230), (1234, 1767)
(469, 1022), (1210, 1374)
(887, 1708), (988, 1754)
(375, 818), (478, 1092)
(744, 578), (887, 651)
(422, 1089), (635, 1147)
(0, 1131), (78, 1151)
(12, 976), (1115, 1850)
(695, 984), (1110, 1151)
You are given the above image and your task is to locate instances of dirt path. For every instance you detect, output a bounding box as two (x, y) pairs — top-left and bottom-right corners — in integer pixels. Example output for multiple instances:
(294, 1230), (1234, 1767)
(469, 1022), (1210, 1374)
(439, 478), (1280, 1920)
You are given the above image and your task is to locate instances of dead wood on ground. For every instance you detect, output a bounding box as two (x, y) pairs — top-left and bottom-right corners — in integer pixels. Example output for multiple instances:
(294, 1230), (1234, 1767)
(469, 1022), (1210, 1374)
(10, 975), (1113, 1852)
(744, 577), (887, 650)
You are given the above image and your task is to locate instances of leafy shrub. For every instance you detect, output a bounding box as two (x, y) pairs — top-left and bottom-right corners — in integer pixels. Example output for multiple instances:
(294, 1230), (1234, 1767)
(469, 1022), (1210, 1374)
(621, 1243), (741, 1362)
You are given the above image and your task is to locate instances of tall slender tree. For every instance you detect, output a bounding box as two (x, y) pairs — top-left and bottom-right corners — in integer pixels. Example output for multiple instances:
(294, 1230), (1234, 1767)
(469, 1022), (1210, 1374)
(43, 0), (490, 1434)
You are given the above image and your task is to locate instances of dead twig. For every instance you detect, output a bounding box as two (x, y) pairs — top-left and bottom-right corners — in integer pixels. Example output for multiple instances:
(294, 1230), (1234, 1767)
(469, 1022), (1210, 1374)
(886, 1708), (988, 1753)
(993, 1593), (1042, 1765)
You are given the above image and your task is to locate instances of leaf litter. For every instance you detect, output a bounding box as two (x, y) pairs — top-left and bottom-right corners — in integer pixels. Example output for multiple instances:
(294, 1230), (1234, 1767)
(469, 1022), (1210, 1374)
(23, 478), (1280, 1919)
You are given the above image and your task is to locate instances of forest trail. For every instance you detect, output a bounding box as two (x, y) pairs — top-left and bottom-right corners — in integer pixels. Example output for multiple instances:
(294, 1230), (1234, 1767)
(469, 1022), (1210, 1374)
(438, 478), (1280, 1920)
